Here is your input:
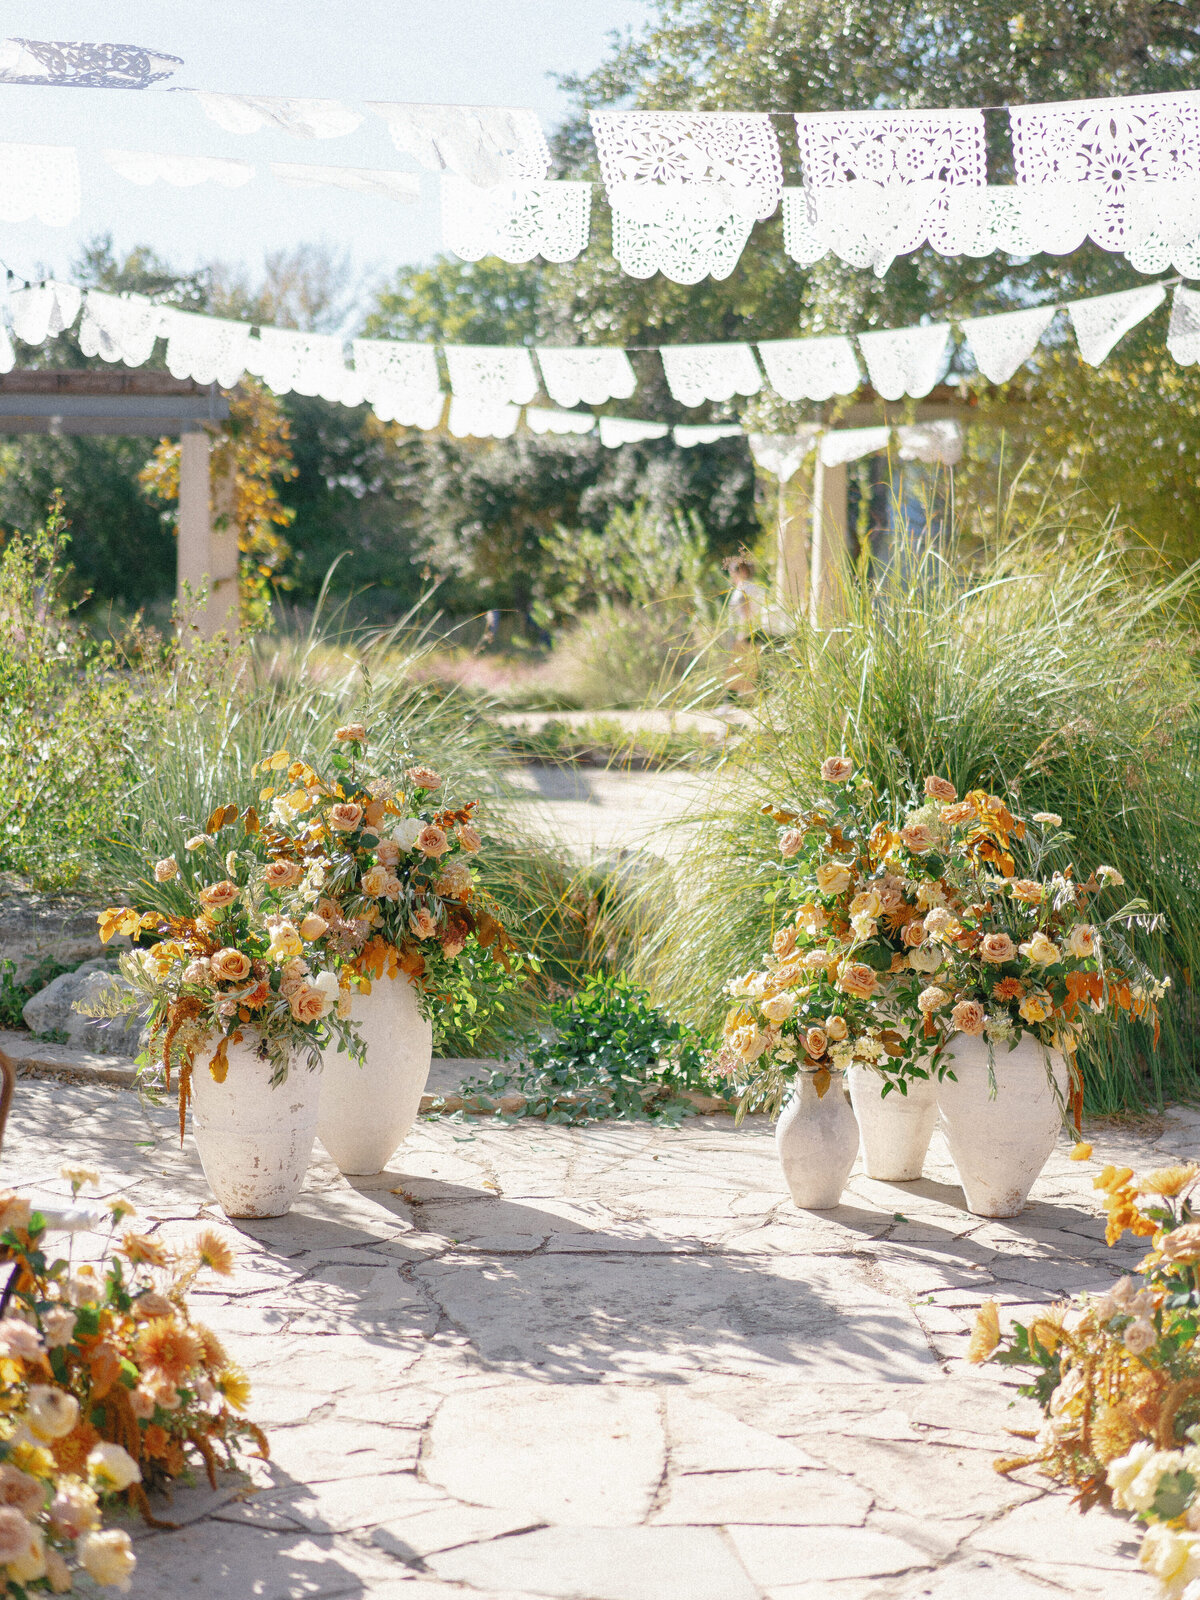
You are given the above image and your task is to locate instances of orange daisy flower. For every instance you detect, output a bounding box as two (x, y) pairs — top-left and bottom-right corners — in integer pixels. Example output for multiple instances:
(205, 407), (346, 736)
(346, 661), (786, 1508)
(193, 1231), (236, 1277)
(135, 1319), (204, 1386)
(993, 977), (1026, 1001)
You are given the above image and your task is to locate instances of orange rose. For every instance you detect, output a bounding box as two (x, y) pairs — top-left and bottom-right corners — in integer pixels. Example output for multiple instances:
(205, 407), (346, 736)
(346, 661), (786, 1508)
(407, 766), (441, 790)
(951, 999), (986, 1036)
(924, 776), (956, 802)
(376, 840), (401, 868)
(434, 859), (472, 899)
(820, 756), (854, 783)
(410, 907), (438, 940)
(210, 948), (251, 983)
(1009, 879), (1044, 905)
(940, 801), (975, 826)
(979, 932), (1017, 964)
(288, 986), (327, 1023)
(416, 824), (450, 859)
(802, 1027), (828, 1059)
(263, 860), (302, 889)
(328, 803), (364, 833)
(241, 981), (271, 1010)
(838, 962), (877, 999)
(456, 823), (481, 852)
(198, 880), (238, 910)
(901, 918), (927, 948)
(900, 824), (934, 855)
(335, 724), (367, 743)
(298, 914), (328, 941)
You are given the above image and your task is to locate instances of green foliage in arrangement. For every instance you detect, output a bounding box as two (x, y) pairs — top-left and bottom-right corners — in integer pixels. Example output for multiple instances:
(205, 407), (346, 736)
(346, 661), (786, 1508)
(628, 502), (1200, 1113)
(455, 973), (722, 1125)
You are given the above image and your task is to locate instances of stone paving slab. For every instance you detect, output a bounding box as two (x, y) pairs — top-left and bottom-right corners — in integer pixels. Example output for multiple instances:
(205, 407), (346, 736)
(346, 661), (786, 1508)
(1, 1075), (1180, 1599)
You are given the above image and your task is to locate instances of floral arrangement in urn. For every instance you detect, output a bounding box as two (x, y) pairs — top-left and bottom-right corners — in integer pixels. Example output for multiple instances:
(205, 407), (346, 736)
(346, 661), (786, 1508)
(0, 1173), (264, 1591)
(971, 1159), (1200, 1598)
(717, 757), (1164, 1111)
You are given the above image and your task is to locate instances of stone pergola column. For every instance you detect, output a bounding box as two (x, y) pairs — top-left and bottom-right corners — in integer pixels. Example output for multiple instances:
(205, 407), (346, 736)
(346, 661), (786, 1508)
(176, 426), (239, 639)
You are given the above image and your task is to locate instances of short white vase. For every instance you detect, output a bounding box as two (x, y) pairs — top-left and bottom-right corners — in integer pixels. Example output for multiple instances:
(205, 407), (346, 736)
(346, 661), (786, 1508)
(317, 973), (433, 1176)
(190, 1035), (319, 1219)
(775, 1070), (859, 1210)
(936, 1034), (1068, 1217)
(847, 1065), (939, 1182)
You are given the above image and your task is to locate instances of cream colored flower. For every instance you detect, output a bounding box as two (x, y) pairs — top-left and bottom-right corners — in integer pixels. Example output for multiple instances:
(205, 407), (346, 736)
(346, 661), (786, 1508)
(0, 1321), (43, 1360)
(779, 828), (805, 859)
(184, 834), (213, 852)
(153, 856), (178, 883)
(198, 880), (238, 910)
(0, 1507), (32, 1566)
(820, 756), (853, 783)
(44, 1547), (71, 1595)
(917, 985), (950, 1014)
(0, 1463), (46, 1519)
(267, 923), (304, 964)
(824, 1015), (848, 1042)
(900, 823), (934, 855)
(980, 932), (1018, 964)
(211, 948), (251, 984)
(310, 971), (339, 1013)
(908, 946), (944, 973)
(392, 817), (424, 852)
(78, 1528), (137, 1591)
(410, 907), (438, 941)
(456, 822), (481, 852)
(816, 862), (852, 897)
(5, 1520), (45, 1584)
(1020, 931), (1061, 966)
(850, 912), (877, 942)
(850, 889), (882, 920)
(87, 1442), (141, 1493)
(361, 864), (391, 897)
(802, 1027), (828, 1059)
(924, 776), (956, 802)
(916, 882), (948, 911)
(48, 1479), (99, 1539)
(1066, 924), (1098, 959)
(1160, 1223), (1200, 1264)
(40, 1307), (76, 1348)
(1097, 865), (1125, 886)
(772, 927), (798, 960)
(23, 1386), (78, 1442)
(727, 1023), (769, 1063)
(760, 992), (795, 1024)
(1032, 812), (1063, 827)
(1140, 1525), (1200, 1593)
(435, 859), (472, 899)
(1123, 1318), (1156, 1356)
(375, 840), (401, 869)
(950, 999), (986, 1037)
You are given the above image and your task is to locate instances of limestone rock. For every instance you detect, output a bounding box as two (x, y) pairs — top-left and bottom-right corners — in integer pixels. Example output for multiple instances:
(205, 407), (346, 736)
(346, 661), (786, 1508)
(22, 960), (142, 1056)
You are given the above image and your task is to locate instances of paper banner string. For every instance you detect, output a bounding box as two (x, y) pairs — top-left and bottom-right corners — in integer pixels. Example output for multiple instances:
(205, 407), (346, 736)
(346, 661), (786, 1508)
(819, 426), (890, 467)
(748, 431), (819, 483)
(794, 107), (987, 189)
(857, 323), (952, 401)
(442, 177), (591, 265)
(598, 417), (670, 448)
(8, 280), (81, 345)
(163, 310), (256, 390)
(896, 420), (964, 466)
(272, 163), (420, 203)
(1167, 284), (1200, 367)
(960, 306), (1058, 385)
(351, 341), (441, 410)
(535, 347), (637, 409)
(0, 39), (181, 89)
(106, 149), (253, 189)
(525, 407), (596, 435)
(660, 343), (762, 407)
(443, 345), (539, 407)
(78, 291), (164, 368)
(190, 92), (362, 141)
(674, 424), (743, 448)
(590, 111), (784, 221)
(447, 395), (521, 439)
(756, 336), (861, 403)
(1067, 283), (1167, 367)
(369, 103), (549, 186)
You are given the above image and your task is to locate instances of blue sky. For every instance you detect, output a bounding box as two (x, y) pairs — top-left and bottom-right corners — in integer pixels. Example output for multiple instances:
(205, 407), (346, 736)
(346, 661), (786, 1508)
(0, 2), (647, 293)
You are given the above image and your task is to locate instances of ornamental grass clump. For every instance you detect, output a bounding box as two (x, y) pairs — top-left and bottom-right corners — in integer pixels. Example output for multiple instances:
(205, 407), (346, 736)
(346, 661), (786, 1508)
(971, 1160), (1200, 1598)
(715, 755), (1164, 1118)
(635, 512), (1200, 1111)
(0, 1174), (264, 1592)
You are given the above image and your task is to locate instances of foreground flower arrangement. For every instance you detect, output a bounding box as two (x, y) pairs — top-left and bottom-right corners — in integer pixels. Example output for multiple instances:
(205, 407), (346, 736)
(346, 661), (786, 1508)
(0, 1174), (264, 1592)
(717, 758), (1163, 1110)
(971, 1160), (1200, 1598)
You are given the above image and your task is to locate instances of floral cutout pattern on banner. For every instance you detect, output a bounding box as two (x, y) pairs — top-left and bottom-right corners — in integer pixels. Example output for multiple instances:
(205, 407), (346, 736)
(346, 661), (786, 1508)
(78, 291), (164, 368)
(960, 305), (1058, 385)
(757, 336), (862, 403)
(534, 346), (637, 409)
(793, 107), (988, 189)
(1067, 283), (1167, 367)
(659, 342), (762, 407)
(164, 310), (256, 390)
(441, 177), (592, 265)
(442, 344), (539, 407)
(0, 37), (181, 87)
(857, 323), (952, 401)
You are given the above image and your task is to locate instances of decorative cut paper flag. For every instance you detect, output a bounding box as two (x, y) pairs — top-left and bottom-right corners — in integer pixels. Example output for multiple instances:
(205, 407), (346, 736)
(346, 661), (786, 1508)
(371, 389), (445, 430)
(857, 323), (951, 400)
(0, 324), (13, 375)
(106, 150), (254, 188)
(598, 417), (669, 449)
(1167, 284), (1200, 366)
(368, 103), (549, 186)
(590, 111), (783, 221)
(244, 328), (362, 403)
(1123, 179), (1200, 277)
(0, 144), (80, 226)
(190, 92), (362, 140)
(8, 280), (82, 344)
(1066, 284), (1166, 367)
(78, 291), (165, 368)
(959, 305), (1058, 384)
(782, 182), (939, 276)
(525, 407), (596, 435)
(535, 347), (636, 409)
(610, 192), (756, 285)
(659, 343), (761, 407)
(819, 427), (890, 468)
(443, 345), (538, 407)
(757, 336), (860, 402)
(674, 424), (743, 447)
(271, 164), (420, 203)
(896, 420), (964, 466)
(442, 177), (591, 264)
(0, 39), (181, 88)
(748, 430), (820, 483)
(447, 395), (520, 439)
(1010, 90), (1200, 250)
(351, 341), (441, 410)
(163, 310), (255, 389)
(793, 108), (987, 189)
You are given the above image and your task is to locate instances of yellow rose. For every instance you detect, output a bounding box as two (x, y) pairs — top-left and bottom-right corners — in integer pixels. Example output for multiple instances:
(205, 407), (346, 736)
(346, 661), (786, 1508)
(361, 865), (391, 897)
(849, 889), (882, 919)
(824, 1015), (848, 1042)
(267, 924), (303, 963)
(78, 1530), (137, 1590)
(816, 862), (852, 896)
(1020, 931), (1061, 966)
(1066, 924), (1098, 959)
(299, 914), (328, 941)
(1018, 992), (1052, 1023)
(760, 992), (795, 1024)
(87, 1442), (141, 1493)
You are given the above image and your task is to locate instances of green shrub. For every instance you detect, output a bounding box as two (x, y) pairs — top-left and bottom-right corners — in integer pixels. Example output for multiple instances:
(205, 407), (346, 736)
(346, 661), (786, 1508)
(631, 510), (1200, 1113)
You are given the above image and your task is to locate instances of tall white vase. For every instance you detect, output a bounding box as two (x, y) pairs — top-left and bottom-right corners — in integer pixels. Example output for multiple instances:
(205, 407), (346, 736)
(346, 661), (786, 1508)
(936, 1034), (1068, 1218)
(317, 973), (433, 1176)
(847, 1065), (939, 1182)
(190, 1035), (319, 1219)
(775, 1070), (859, 1210)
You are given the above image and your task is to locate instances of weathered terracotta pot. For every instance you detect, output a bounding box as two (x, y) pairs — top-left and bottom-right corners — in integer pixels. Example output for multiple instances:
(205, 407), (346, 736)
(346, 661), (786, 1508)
(317, 974), (432, 1175)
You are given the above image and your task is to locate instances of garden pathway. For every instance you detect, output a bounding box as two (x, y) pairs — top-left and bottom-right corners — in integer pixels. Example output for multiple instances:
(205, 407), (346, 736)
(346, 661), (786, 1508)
(9, 1077), (1186, 1600)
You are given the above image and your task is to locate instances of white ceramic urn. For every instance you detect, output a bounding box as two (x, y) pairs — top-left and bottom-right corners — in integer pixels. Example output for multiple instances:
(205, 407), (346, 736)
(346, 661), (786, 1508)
(936, 1034), (1068, 1217)
(775, 1070), (859, 1210)
(317, 973), (433, 1176)
(847, 1065), (939, 1182)
(190, 1034), (320, 1219)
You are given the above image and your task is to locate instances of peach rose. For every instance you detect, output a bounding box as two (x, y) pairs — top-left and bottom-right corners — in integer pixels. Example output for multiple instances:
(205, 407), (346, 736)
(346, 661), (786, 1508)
(263, 859), (302, 889)
(361, 865), (392, 897)
(211, 948), (251, 984)
(760, 992), (795, 1023)
(376, 840), (401, 868)
(816, 862), (852, 896)
(772, 926), (798, 959)
(779, 828), (805, 859)
(900, 823), (935, 855)
(410, 907), (438, 940)
(979, 932), (1018, 964)
(198, 880), (238, 910)
(435, 859), (472, 899)
(1009, 879), (1044, 904)
(917, 985), (950, 1014)
(456, 823), (481, 852)
(838, 962), (877, 999)
(924, 776), (956, 802)
(820, 756), (854, 783)
(0, 1507), (33, 1566)
(940, 801), (975, 826)
(153, 856), (178, 883)
(299, 914), (328, 941)
(407, 766), (441, 790)
(901, 918), (927, 948)
(802, 1027), (828, 1059)
(288, 985), (328, 1023)
(951, 999), (986, 1036)
(328, 802), (364, 833)
(417, 824), (450, 859)
(335, 724), (367, 743)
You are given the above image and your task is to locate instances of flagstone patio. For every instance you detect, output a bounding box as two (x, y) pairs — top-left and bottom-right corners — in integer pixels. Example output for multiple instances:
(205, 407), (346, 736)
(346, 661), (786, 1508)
(10, 1075), (1188, 1600)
